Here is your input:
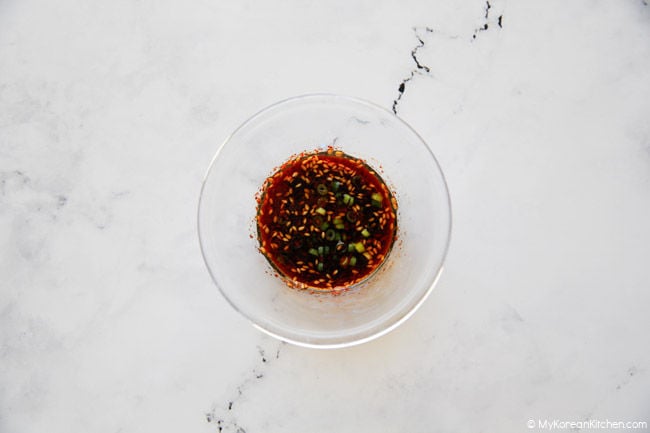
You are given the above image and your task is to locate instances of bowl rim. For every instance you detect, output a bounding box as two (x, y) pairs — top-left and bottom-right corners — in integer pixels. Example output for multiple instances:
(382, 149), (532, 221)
(197, 93), (452, 349)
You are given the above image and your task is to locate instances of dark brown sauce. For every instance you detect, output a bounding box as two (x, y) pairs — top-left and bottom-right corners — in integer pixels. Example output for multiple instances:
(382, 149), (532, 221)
(256, 148), (397, 291)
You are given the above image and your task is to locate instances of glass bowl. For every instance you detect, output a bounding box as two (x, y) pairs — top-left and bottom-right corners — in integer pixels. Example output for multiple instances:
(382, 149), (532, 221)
(198, 94), (451, 348)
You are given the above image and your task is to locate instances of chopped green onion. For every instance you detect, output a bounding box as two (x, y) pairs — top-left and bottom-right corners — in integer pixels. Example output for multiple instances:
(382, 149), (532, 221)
(320, 222), (330, 231)
(315, 207), (326, 215)
(318, 246), (324, 256)
(371, 199), (382, 208)
(353, 242), (365, 253)
(317, 262), (324, 272)
(324, 246), (330, 255)
(335, 223), (345, 230)
(331, 181), (340, 192)
(343, 194), (354, 205)
(348, 243), (355, 252)
(325, 229), (336, 241)
(350, 256), (357, 266)
(361, 228), (370, 238)
(308, 248), (319, 256)
(333, 217), (343, 225)
(316, 184), (328, 196)
(371, 192), (383, 203)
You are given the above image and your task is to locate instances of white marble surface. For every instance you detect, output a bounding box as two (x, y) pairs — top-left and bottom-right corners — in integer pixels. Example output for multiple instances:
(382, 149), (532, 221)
(2, 0), (650, 431)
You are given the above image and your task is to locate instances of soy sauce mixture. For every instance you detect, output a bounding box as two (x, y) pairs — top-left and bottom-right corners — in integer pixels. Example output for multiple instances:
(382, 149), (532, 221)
(256, 148), (397, 290)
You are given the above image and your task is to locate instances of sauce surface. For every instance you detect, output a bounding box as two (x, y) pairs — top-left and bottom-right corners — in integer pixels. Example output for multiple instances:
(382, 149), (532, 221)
(256, 149), (397, 290)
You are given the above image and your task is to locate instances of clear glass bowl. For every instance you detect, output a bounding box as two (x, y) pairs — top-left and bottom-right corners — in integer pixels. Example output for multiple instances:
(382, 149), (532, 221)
(198, 94), (451, 348)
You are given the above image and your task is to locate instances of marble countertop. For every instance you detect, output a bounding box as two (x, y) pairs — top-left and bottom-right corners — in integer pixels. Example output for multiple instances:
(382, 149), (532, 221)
(2, 0), (649, 431)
